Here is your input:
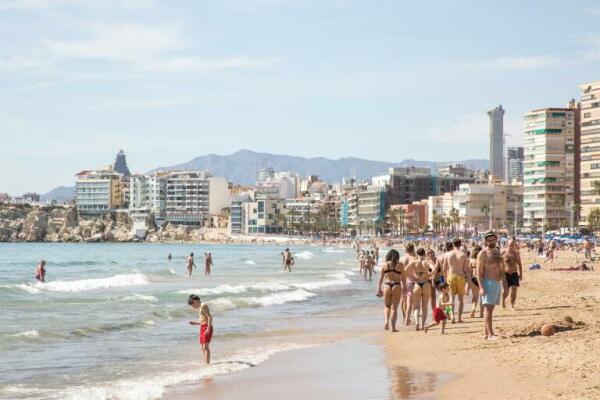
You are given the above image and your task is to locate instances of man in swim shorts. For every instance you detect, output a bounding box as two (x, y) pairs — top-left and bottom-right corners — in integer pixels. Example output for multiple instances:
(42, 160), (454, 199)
(476, 231), (507, 340)
(502, 239), (522, 310)
(282, 248), (293, 272)
(187, 253), (196, 277)
(443, 238), (472, 323)
(188, 294), (213, 364)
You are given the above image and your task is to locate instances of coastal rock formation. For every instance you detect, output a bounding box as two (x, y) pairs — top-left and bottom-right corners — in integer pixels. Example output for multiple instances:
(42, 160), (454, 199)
(0, 205), (135, 243)
(0, 204), (229, 243)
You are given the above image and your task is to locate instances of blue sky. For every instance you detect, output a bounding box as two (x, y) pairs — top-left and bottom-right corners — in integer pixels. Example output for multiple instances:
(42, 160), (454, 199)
(1, 0), (600, 194)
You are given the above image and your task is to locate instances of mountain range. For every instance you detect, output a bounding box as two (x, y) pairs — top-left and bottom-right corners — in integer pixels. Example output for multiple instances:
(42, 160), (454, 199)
(42, 150), (488, 202)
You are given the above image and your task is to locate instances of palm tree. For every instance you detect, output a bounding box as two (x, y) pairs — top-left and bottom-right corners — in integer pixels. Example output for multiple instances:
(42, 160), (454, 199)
(480, 203), (490, 231)
(397, 208), (406, 238)
(588, 208), (600, 233)
(449, 208), (460, 234)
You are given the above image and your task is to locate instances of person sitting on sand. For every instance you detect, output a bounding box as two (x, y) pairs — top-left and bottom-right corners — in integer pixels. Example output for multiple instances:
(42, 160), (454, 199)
(425, 283), (451, 334)
(377, 249), (405, 332)
(187, 253), (196, 277)
(477, 231), (507, 340)
(502, 239), (523, 311)
(406, 248), (432, 332)
(188, 294), (213, 364)
(35, 260), (46, 282)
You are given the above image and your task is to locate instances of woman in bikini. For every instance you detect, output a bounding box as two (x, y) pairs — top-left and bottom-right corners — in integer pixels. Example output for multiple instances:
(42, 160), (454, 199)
(426, 249), (441, 312)
(469, 246), (483, 318)
(377, 249), (405, 332)
(406, 248), (432, 332)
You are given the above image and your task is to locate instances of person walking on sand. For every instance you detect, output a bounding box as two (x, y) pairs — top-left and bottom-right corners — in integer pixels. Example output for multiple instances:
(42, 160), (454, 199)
(188, 295), (213, 364)
(502, 240), (522, 310)
(469, 246), (483, 318)
(204, 253), (213, 276)
(377, 249), (405, 332)
(282, 248), (293, 272)
(187, 253), (197, 277)
(35, 260), (46, 282)
(400, 243), (417, 324)
(477, 231), (507, 340)
(406, 248), (432, 332)
(425, 283), (451, 334)
(443, 238), (473, 323)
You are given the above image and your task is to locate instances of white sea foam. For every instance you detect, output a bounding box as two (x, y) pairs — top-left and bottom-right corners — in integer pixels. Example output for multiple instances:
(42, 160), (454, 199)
(53, 343), (311, 400)
(323, 247), (346, 253)
(121, 293), (158, 302)
(12, 273), (151, 293)
(244, 260), (256, 265)
(10, 329), (39, 338)
(168, 268), (177, 275)
(293, 277), (352, 290)
(243, 289), (316, 306)
(176, 281), (291, 296)
(295, 250), (314, 260)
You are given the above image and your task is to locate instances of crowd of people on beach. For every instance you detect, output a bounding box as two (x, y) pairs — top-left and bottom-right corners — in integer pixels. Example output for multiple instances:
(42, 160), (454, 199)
(366, 231), (523, 340)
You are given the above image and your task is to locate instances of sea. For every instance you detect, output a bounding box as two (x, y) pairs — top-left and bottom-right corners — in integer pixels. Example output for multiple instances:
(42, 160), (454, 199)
(0, 243), (380, 400)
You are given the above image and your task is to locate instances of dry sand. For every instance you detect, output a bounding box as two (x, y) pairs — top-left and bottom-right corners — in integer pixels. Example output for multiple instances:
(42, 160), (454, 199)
(383, 248), (600, 400)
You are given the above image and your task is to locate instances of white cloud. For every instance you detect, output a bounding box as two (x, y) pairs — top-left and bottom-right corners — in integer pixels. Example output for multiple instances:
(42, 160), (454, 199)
(454, 56), (559, 70)
(0, 0), (155, 10)
(42, 22), (184, 63)
(133, 56), (279, 73)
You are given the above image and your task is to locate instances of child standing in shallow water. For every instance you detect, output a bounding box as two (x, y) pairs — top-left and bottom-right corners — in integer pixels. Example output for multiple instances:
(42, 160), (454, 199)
(425, 283), (451, 334)
(188, 295), (213, 364)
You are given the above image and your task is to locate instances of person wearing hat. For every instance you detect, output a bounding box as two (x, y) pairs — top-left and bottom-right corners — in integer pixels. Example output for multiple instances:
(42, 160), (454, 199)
(476, 231), (507, 340)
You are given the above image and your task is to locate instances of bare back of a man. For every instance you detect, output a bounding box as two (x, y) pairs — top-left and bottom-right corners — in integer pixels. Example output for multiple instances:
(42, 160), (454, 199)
(443, 239), (470, 323)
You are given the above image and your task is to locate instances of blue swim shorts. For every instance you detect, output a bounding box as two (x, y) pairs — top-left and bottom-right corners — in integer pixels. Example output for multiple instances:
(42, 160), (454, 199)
(481, 278), (501, 306)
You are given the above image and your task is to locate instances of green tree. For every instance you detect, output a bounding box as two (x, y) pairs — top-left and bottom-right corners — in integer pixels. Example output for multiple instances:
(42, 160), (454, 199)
(587, 208), (600, 232)
(449, 208), (460, 234)
(480, 203), (490, 231)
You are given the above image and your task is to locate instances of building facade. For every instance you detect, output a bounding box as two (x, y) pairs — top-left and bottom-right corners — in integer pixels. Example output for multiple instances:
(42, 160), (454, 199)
(488, 105), (505, 180)
(113, 149), (131, 177)
(75, 169), (123, 215)
(523, 106), (578, 231)
(579, 81), (600, 226)
(242, 193), (286, 234)
(506, 146), (525, 183)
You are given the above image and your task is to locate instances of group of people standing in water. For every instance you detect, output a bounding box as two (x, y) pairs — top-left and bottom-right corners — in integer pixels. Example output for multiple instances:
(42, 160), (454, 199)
(372, 231), (523, 340)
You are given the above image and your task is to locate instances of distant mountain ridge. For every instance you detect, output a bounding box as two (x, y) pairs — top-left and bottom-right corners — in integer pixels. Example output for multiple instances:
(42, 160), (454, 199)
(151, 149), (488, 184)
(43, 150), (488, 202)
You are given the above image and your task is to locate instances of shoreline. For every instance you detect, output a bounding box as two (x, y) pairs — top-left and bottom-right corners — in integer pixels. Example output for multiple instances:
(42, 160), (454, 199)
(162, 249), (599, 400)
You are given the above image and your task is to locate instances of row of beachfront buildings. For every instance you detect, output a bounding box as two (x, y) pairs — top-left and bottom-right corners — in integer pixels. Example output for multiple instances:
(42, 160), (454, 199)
(68, 78), (600, 236)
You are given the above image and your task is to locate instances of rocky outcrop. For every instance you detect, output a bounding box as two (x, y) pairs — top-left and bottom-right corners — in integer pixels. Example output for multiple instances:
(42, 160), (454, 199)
(0, 205), (135, 243)
(0, 204), (230, 243)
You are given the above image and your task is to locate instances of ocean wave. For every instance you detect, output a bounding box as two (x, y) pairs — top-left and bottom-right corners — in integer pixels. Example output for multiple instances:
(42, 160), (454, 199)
(9, 329), (40, 339)
(242, 289), (316, 307)
(294, 250), (314, 260)
(70, 318), (156, 338)
(323, 247), (346, 253)
(244, 260), (256, 265)
(47, 343), (312, 400)
(293, 277), (351, 290)
(4, 273), (150, 294)
(121, 293), (158, 302)
(176, 281), (291, 296)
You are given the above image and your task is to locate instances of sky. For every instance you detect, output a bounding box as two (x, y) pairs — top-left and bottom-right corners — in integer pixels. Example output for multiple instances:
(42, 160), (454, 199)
(1, 0), (600, 194)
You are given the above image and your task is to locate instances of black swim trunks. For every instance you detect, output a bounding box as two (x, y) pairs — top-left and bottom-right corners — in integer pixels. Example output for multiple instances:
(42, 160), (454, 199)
(505, 272), (520, 287)
(471, 277), (479, 287)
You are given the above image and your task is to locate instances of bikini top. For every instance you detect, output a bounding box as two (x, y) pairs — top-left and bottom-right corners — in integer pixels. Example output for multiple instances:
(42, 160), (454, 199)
(383, 262), (402, 276)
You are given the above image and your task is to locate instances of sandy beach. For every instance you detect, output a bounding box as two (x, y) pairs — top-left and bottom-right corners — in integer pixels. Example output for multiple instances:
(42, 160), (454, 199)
(163, 248), (599, 400)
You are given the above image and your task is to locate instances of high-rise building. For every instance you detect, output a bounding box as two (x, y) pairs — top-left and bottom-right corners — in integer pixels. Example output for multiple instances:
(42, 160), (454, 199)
(113, 150), (131, 177)
(75, 169), (123, 215)
(506, 147), (525, 183)
(579, 81), (600, 226)
(488, 105), (505, 180)
(523, 105), (579, 231)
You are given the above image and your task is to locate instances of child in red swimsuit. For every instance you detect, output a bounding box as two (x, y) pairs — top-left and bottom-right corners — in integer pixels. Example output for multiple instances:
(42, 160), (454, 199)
(188, 294), (213, 364)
